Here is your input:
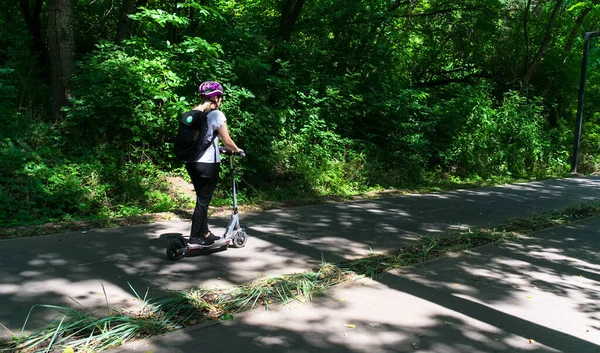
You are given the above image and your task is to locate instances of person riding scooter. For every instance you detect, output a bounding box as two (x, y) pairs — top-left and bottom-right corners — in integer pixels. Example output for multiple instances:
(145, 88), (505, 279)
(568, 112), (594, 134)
(184, 81), (244, 246)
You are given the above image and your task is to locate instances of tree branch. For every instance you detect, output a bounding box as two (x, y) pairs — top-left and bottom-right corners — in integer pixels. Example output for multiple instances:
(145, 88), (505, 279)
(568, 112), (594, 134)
(564, 5), (592, 53)
(522, 0), (565, 90)
(416, 72), (491, 88)
(347, 6), (496, 25)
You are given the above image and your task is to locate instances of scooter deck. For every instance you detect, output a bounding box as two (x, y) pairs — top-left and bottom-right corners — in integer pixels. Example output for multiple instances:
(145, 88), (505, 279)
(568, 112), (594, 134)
(187, 238), (230, 250)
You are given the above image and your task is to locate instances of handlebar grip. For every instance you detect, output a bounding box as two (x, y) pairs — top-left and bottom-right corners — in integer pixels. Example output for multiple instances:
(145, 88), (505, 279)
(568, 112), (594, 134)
(219, 147), (245, 157)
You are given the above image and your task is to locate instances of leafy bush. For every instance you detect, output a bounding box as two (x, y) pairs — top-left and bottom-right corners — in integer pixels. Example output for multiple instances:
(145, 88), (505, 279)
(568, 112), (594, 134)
(450, 90), (564, 178)
(578, 113), (600, 174)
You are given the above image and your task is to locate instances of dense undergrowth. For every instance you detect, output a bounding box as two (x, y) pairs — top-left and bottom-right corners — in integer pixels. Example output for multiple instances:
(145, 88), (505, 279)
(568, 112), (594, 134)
(2, 0), (600, 229)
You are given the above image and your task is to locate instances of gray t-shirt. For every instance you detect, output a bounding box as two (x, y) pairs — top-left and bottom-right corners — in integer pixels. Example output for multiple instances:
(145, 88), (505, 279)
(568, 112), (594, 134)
(196, 110), (226, 163)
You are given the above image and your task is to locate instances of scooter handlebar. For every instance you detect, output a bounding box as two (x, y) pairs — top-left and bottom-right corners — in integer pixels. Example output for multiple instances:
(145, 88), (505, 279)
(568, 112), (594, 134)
(219, 147), (246, 157)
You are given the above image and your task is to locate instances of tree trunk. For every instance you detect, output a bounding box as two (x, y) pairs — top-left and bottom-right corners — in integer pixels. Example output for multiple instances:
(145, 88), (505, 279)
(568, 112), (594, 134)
(19, 0), (47, 67)
(278, 0), (305, 42)
(269, 0), (306, 77)
(523, 0), (532, 70)
(115, 0), (136, 44)
(564, 6), (592, 53)
(48, 0), (75, 119)
(115, 0), (149, 44)
(521, 0), (564, 91)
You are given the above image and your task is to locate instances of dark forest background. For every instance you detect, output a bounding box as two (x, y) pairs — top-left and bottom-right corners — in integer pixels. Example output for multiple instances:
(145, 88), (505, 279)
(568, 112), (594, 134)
(1, 0), (599, 227)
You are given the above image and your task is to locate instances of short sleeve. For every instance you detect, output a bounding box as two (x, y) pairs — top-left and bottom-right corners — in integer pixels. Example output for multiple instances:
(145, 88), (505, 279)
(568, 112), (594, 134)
(208, 110), (226, 130)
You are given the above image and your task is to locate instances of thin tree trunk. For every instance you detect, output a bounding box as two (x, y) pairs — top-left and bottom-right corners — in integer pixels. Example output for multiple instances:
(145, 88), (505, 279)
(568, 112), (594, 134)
(521, 0), (564, 91)
(523, 0), (532, 70)
(115, 0), (136, 44)
(269, 0), (306, 77)
(115, 0), (148, 44)
(19, 0), (46, 66)
(48, 0), (75, 119)
(278, 0), (305, 42)
(564, 6), (592, 53)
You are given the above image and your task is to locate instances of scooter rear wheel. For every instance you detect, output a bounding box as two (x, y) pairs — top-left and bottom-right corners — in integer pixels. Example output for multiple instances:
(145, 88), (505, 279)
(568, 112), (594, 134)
(166, 239), (186, 260)
(231, 230), (248, 248)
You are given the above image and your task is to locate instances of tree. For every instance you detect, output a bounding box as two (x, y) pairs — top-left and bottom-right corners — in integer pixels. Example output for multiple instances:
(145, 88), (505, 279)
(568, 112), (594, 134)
(277, 0), (305, 42)
(115, 0), (149, 44)
(47, 0), (75, 118)
(521, 0), (565, 90)
(19, 0), (46, 67)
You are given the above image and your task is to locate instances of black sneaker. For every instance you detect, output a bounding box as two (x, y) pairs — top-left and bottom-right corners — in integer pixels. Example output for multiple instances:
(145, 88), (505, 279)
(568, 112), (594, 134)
(190, 232), (220, 246)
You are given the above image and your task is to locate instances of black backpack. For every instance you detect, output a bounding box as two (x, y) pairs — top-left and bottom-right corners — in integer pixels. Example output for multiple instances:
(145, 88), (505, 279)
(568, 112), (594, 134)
(174, 110), (217, 162)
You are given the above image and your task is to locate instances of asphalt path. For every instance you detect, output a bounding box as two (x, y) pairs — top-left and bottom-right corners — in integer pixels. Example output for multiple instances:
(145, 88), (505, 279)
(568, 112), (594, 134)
(1, 176), (599, 340)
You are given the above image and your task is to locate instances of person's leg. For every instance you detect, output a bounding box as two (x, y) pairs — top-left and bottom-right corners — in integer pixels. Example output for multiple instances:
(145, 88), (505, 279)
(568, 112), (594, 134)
(186, 162), (220, 243)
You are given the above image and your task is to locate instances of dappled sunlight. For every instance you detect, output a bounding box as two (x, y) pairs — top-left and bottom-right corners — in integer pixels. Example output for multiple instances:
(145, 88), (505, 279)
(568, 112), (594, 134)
(2, 176), (600, 347)
(378, 218), (600, 351)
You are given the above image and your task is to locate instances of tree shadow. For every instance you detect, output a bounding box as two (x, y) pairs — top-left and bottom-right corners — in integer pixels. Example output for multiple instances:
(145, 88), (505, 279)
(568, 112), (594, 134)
(1, 176), (600, 351)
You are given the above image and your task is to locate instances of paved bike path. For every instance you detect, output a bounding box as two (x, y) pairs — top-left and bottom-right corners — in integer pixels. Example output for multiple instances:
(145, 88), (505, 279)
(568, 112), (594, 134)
(107, 215), (600, 353)
(1, 176), (599, 340)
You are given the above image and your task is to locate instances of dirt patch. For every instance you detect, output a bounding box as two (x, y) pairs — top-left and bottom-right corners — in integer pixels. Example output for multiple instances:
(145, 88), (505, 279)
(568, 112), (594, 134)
(165, 176), (195, 199)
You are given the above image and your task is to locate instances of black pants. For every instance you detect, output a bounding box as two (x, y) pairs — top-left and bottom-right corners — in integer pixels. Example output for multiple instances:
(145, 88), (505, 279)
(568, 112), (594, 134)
(185, 162), (220, 238)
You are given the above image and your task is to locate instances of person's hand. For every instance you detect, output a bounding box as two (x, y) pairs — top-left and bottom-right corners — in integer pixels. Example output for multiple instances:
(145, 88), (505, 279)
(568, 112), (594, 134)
(236, 148), (245, 156)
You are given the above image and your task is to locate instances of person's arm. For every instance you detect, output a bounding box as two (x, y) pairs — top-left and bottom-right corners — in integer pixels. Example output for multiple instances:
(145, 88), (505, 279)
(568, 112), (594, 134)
(217, 122), (242, 152)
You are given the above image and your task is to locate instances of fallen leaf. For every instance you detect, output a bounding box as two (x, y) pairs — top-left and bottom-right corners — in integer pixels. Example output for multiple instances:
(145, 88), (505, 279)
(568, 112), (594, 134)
(528, 339), (536, 344)
(444, 321), (454, 326)
(527, 296), (533, 299)
(217, 277), (222, 280)
(63, 348), (75, 353)
(340, 298), (346, 302)
(453, 283), (460, 286)
(514, 285), (521, 289)
(344, 324), (356, 329)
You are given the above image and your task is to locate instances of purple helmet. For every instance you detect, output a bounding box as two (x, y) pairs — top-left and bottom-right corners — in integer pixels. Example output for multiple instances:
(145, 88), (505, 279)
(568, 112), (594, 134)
(199, 81), (223, 98)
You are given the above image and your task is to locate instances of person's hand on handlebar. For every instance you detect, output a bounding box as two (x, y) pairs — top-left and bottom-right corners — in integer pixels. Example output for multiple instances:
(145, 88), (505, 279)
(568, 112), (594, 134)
(219, 146), (245, 156)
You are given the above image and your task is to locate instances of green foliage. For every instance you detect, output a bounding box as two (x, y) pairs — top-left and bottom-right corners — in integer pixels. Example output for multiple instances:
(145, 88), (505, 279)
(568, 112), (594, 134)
(578, 117), (600, 174)
(451, 90), (567, 178)
(0, 68), (18, 137)
(0, 0), (593, 227)
(271, 89), (368, 196)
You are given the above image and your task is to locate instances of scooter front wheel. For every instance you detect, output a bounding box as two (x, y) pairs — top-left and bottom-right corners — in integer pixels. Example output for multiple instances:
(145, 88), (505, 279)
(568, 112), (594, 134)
(166, 239), (186, 260)
(231, 230), (248, 248)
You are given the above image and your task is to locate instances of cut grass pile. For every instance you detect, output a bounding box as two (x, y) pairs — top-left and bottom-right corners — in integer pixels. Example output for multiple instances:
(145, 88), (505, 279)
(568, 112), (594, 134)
(2, 201), (600, 353)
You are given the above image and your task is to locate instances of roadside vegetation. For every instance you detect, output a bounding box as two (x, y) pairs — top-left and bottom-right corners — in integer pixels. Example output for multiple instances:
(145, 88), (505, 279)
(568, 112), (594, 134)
(2, 1), (600, 232)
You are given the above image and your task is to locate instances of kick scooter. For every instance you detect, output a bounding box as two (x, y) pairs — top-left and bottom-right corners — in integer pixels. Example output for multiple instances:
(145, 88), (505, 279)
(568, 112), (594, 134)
(166, 147), (248, 260)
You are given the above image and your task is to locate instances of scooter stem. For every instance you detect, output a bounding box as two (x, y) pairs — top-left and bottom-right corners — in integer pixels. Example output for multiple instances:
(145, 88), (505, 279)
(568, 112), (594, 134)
(230, 155), (238, 213)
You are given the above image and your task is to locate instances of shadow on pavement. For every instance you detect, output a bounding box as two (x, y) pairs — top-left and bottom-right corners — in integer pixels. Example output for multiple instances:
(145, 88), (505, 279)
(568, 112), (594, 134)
(109, 209), (600, 352)
(1, 176), (600, 351)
